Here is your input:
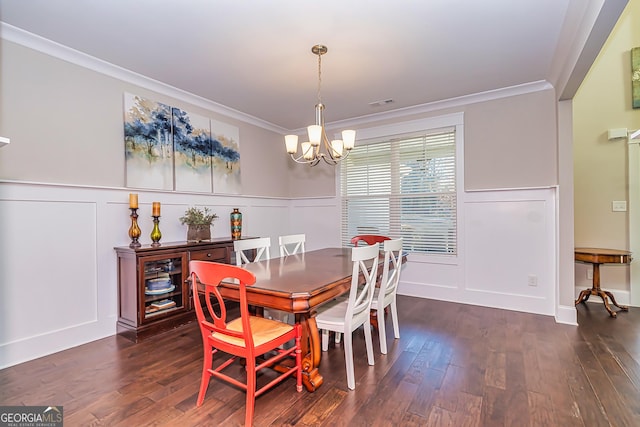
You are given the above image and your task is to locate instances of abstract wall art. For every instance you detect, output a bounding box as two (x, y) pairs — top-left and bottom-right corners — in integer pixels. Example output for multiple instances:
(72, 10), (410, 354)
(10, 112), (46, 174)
(124, 93), (174, 190)
(173, 107), (213, 193)
(211, 119), (241, 194)
(123, 93), (241, 193)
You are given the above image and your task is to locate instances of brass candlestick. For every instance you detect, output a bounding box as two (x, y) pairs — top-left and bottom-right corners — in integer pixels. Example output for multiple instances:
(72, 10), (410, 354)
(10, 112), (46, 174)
(128, 208), (142, 248)
(150, 215), (162, 247)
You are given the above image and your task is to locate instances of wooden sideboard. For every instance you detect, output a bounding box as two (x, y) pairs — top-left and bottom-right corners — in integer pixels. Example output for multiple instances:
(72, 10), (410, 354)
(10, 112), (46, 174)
(114, 238), (253, 341)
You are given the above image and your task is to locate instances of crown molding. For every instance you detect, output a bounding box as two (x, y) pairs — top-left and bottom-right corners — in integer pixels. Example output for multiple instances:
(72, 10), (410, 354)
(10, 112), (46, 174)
(0, 22), (287, 134)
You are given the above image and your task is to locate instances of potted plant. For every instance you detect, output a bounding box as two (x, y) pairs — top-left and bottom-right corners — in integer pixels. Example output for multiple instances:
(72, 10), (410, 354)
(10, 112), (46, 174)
(180, 206), (218, 242)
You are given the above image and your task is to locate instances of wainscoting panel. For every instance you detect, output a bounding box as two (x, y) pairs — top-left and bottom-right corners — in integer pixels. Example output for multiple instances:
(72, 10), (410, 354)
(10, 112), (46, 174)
(0, 199), (98, 338)
(462, 189), (556, 314)
(289, 199), (341, 251)
(398, 188), (557, 316)
(0, 195), (100, 368)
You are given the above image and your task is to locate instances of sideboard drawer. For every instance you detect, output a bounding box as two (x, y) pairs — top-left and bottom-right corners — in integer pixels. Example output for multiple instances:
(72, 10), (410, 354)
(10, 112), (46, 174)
(189, 246), (229, 263)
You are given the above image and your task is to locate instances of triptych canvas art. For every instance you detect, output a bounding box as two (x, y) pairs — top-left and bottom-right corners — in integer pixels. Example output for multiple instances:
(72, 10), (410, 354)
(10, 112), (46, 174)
(123, 93), (241, 193)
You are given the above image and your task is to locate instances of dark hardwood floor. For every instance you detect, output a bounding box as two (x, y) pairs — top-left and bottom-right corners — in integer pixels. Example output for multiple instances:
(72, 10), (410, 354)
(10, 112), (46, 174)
(2, 296), (640, 426)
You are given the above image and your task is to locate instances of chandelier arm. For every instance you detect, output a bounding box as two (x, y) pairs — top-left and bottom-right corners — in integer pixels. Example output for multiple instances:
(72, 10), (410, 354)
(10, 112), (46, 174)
(321, 155), (339, 165)
(322, 131), (334, 160)
(289, 153), (321, 166)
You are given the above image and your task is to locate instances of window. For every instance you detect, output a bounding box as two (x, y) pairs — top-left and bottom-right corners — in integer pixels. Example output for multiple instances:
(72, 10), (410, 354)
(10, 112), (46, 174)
(340, 127), (457, 254)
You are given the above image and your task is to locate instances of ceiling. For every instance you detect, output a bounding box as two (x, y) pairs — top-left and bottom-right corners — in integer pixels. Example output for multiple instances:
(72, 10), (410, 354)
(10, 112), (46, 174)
(0, 1), (624, 132)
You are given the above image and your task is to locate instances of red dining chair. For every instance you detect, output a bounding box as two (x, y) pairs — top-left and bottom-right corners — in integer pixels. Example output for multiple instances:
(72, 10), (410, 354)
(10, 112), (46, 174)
(350, 234), (391, 247)
(190, 260), (302, 427)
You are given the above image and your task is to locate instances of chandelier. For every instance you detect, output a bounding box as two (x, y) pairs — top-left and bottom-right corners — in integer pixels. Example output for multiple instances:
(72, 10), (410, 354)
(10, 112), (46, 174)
(285, 44), (356, 166)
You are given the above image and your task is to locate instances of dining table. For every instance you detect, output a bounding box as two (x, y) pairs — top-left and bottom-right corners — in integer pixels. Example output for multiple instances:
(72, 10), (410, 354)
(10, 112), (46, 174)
(216, 246), (401, 392)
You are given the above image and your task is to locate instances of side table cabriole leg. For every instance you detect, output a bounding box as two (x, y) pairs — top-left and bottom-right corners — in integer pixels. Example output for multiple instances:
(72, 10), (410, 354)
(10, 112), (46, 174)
(574, 263), (627, 317)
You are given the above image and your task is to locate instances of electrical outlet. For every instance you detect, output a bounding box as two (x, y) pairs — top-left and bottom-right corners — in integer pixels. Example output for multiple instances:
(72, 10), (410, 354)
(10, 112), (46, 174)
(587, 269), (593, 280)
(528, 274), (537, 287)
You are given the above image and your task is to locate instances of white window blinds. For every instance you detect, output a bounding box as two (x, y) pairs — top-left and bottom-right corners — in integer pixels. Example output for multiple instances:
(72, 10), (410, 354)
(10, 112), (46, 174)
(340, 129), (457, 254)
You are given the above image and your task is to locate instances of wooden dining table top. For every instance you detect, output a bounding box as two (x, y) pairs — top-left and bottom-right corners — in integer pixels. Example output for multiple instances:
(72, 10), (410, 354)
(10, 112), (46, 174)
(220, 247), (358, 313)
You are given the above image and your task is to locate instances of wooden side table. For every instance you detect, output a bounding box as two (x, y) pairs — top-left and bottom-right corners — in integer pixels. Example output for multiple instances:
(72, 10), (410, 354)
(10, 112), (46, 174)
(575, 247), (632, 317)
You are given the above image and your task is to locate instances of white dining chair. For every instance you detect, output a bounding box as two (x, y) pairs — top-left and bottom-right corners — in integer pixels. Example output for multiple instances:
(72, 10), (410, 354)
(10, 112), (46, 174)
(278, 234), (306, 256)
(315, 243), (380, 390)
(234, 237), (290, 323)
(233, 237), (271, 266)
(371, 238), (403, 354)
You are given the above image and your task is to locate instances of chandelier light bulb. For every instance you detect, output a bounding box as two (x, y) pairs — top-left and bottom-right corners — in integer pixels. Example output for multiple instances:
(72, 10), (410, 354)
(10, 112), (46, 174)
(331, 140), (344, 158)
(301, 142), (315, 160)
(342, 130), (356, 151)
(285, 134), (299, 154)
(308, 125), (322, 146)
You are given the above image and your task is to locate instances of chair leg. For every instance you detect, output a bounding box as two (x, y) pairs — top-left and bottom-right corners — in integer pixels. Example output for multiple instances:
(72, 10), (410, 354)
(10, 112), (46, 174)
(377, 307), (388, 354)
(321, 329), (329, 352)
(344, 331), (356, 390)
(197, 347), (213, 406)
(335, 332), (342, 344)
(363, 321), (375, 366)
(245, 358), (256, 427)
(390, 301), (400, 339)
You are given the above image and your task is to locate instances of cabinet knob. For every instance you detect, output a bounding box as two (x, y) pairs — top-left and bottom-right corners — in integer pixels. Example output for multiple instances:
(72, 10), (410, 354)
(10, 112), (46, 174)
(207, 253), (211, 258)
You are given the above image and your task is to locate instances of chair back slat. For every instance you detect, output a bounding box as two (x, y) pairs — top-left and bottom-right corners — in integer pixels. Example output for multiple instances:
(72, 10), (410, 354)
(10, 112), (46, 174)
(233, 237), (272, 266)
(345, 243), (380, 328)
(380, 238), (403, 300)
(190, 261), (256, 347)
(279, 234), (306, 256)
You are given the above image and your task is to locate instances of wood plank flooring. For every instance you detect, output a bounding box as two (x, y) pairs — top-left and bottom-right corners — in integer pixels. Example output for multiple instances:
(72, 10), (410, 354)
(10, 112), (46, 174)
(2, 296), (640, 426)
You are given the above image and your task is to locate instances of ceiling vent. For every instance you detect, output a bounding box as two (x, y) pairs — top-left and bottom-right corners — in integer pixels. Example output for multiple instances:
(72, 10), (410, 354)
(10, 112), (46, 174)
(368, 99), (394, 107)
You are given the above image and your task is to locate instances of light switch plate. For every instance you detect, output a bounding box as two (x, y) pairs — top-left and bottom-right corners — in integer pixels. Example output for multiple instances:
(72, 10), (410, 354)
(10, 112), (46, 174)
(612, 201), (627, 212)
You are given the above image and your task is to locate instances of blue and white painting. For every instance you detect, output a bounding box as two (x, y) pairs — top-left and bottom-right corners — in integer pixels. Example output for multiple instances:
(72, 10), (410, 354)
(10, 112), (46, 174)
(123, 93), (242, 194)
(211, 119), (241, 194)
(172, 108), (213, 192)
(123, 93), (174, 190)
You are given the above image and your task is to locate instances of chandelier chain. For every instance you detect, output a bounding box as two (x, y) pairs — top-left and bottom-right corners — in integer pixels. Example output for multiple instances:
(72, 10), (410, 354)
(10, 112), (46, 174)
(317, 52), (322, 105)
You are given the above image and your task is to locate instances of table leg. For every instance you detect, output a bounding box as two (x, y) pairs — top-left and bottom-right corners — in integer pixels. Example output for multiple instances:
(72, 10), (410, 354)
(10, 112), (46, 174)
(575, 288), (592, 304)
(297, 312), (324, 392)
(604, 290), (628, 311)
(574, 263), (626, 317)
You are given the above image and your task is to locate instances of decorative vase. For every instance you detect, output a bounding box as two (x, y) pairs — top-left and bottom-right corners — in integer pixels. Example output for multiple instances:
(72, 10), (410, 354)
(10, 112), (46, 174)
(150, 216), (162, 247)
(128, 208), (142, 248)
(187, 224), (211, 242)
(230, 208), (242, 240)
